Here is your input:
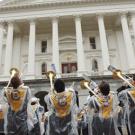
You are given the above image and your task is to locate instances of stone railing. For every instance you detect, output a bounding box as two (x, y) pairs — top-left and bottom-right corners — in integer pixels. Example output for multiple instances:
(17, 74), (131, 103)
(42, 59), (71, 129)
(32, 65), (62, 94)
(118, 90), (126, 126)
(35, 71), (104, 79)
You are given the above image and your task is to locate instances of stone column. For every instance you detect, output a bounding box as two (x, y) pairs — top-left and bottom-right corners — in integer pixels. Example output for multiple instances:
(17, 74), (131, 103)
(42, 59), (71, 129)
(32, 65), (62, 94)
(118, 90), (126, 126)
(121, 13), (135, 73)
(97, 15), (110, 75)
(27, 20), (36, 78)
(0, 22), (4, 70)
(75, 16), (86, 75)
(4, 21), (14, 75)
(52, 17), (60, 74)
(131, 13), (135, 45)
(12, 35), (21, 69)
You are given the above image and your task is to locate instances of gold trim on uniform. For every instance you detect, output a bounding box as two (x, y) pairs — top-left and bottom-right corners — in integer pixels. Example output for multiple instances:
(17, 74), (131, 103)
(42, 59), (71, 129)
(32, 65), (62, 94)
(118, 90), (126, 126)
(50, 90), (73, 118)
(128, 89), (135, 99)
(5, 86), (27, 112)
(97, 94), (113, 119)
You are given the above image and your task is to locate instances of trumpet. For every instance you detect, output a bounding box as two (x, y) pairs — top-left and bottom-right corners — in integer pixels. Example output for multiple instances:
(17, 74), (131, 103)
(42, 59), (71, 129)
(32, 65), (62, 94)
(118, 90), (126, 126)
(46, 71), (56, 91)
(108, 65), (135, 88)
(6, 68), (20, 88)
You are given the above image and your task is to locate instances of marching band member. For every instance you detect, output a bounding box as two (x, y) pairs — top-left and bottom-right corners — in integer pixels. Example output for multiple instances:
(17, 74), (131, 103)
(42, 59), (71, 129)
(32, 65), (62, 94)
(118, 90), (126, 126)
(4, 70), (31, 135)
(88, 81), (120, 135)
(27, 97), (44, 135)
(117, 75), (135, 93)
(0, 89), (8, 135)
(0, 104), (5, 135)
(78, 78), (100, 135)
(0, 103), (8, 135)
(77, 104), (89, 135)
(45, 79), (78, 135)
(118, 77), (135, 135)
(116, 77), (134, 135)
(108, 65), (135, 135)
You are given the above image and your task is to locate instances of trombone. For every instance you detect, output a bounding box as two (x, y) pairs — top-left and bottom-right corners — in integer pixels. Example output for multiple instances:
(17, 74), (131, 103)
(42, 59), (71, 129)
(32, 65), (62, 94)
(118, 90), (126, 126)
(78, 79), (100, 121)
(80, 80), (100, 101)
(46, 71), (56, 92)
(108, 65), (135, 88)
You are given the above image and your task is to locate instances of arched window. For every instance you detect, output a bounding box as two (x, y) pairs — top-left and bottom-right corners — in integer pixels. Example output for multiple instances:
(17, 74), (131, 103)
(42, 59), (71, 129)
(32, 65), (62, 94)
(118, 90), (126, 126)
(92, 59), (98, 72)
(41, 63), (47, 75)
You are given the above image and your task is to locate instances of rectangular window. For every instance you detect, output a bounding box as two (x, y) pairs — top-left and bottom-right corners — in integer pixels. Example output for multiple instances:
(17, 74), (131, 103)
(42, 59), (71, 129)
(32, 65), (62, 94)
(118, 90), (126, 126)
(41, 41), (47, 53)
(89, 37), (96, 49)
(131, 35), (135, 46)
(42, 63), (47, 75)
(61, 63), (77, 73)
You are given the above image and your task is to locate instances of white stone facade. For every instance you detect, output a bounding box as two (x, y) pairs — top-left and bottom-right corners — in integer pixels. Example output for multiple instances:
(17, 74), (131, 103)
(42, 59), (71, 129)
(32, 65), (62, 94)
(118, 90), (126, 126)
(0, 0), (135, 81)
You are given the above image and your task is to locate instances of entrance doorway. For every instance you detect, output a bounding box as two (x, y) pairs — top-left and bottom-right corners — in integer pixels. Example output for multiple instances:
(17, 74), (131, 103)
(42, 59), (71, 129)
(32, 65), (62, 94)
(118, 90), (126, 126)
(62, 63), (77, 73)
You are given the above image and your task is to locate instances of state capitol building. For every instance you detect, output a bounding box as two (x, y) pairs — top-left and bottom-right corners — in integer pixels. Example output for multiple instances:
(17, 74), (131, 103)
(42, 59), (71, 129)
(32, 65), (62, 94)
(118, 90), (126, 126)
(0, 0), (135, 105)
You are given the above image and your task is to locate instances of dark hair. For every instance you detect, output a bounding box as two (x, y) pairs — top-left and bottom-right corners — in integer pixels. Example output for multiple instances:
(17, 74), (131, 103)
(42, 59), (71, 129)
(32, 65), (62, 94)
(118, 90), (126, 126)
(54, 79), (65, 93)
(99, 81), (110, 96)
(133, 74), (135, 81)
(10, 74), (22, 89)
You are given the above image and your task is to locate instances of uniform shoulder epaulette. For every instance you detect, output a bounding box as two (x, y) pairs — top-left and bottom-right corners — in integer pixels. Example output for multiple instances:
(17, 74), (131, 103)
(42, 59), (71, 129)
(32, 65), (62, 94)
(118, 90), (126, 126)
(67, 88), (74, 92)
(19, 85), (28, 89)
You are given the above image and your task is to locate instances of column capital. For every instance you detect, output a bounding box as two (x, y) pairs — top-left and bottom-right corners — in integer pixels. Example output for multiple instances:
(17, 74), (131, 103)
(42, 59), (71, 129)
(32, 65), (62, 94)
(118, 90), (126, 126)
(96, 13), (105, 22)
(74, 15), (82, 23)
(0, 20), (5, 25)
(130, 12), (135, 18)
(96, 14), (104, 21)
(52, 16), (59, 22)
(74, 14), (81, 18)
(119, 11), (128, 17)
(6, 20), (15, 26)
(0, 21), (5, 28)
(28, 18), (37, 24)
(96, 12), (105, 18)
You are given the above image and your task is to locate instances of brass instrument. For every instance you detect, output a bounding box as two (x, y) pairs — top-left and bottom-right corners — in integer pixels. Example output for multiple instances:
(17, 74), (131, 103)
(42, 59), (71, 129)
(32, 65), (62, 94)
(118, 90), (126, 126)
(80, 80), (101, 101)
(77, 105), (88, 121)
(46, 71), (56, 91)
(4, 68), (28, 112)
(108, 65), (135, 88)
(79, 76), (114, 120)
(6, 68), (20, 88)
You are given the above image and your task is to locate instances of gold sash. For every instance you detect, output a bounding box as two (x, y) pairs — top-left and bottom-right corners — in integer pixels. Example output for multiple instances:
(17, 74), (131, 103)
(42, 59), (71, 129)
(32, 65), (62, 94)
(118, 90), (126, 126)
(50, 90), (73, 118)
(98, 94), (113, 119)
(5, 86), (27, 112)
(128, 89), (135, 99)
